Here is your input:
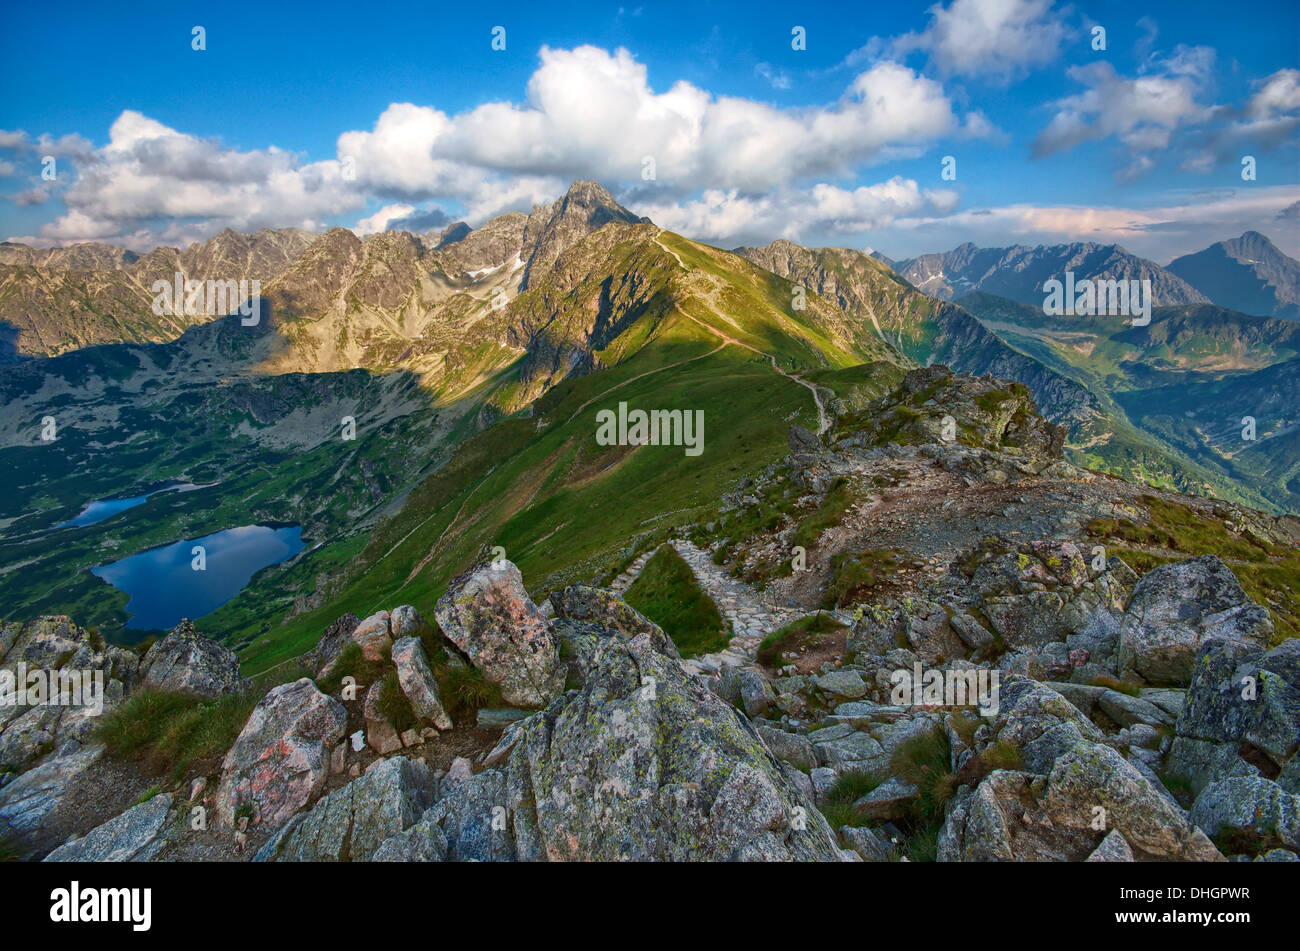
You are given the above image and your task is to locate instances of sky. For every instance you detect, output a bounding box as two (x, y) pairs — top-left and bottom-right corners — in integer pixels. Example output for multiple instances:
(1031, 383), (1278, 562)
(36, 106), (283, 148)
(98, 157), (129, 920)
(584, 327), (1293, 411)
(1, 0), (1297, 263)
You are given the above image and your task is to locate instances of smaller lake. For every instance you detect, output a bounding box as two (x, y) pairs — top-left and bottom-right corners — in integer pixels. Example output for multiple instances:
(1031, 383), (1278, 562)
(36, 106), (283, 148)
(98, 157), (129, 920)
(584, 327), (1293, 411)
(54, 482), (214, 529)
(92, 524), (304, 631)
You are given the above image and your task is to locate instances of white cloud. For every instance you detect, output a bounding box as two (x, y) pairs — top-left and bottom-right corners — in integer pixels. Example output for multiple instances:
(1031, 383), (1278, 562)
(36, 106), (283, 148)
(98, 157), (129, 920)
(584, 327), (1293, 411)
(354, 203), (416, 235)
(892, 0), (1067, 83)
(634, 177), (958, 245)
(3, 46), (970, 248)
(881, 185), (1300, 261)
(1033, 59), (1210, 159)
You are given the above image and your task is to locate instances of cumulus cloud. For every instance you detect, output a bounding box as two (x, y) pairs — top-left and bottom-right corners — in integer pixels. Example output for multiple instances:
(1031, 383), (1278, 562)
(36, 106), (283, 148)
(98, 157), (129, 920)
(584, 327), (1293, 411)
(892, 0), (1067, 83)
(635, 177), (959, 246)
(423, 46), (956, 193)
(2, 45), (972, 248)
(12, 110), (366, 246)
(1033, 56), (1211, 159)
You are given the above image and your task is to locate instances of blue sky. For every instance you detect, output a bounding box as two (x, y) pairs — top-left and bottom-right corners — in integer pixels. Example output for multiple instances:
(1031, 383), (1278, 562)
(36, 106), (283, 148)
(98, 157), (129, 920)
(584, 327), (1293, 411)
(2, 0), (1297, 261)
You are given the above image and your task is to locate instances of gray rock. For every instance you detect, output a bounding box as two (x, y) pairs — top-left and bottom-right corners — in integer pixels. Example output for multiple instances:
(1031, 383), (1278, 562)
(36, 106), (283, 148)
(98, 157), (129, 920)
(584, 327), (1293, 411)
(390, 636), (453, 730)
(139, 620), (247, 699)
(214, 678), (347, 828)
(757, 726), (817, 771)
(0, 744), (103, 845)
(549, 584), (680, 659)
(434, 560), (565, 708)
(503, 633), (841, 860)
(840, 825), (894, 861)
(853, 778), (919, 821)
(258, 756), (434, 862)
(1086, 829), (1135, 862)
(816, 670), (868, 700)
(815, 730), (886, 768)
(311, 612), (359, 677)
(477, 707), (531, 729)
(1165, 737), (1258, 796)
(44, 793), (172, 862)
(371, 814), (448, 862)
(949, 613), (994, 651)
(429, 756), (514, 862)
(1098, 690), (1175, 728)
(1190, 776), (1300, 853)
(388, 605), (426, 640)
(1117, 557), (1272, 685)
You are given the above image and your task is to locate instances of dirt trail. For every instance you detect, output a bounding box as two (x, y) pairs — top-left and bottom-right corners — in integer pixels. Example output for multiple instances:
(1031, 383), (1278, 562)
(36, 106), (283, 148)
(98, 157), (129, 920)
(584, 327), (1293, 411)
(655, 232), (830, 435)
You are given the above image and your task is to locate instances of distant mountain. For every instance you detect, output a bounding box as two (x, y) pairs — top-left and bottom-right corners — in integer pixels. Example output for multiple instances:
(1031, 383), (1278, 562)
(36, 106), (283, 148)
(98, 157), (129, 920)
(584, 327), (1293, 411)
(0, 228), (317, 357)
(891, 241), (1208, 309)
(1167, 231), (1300, 320)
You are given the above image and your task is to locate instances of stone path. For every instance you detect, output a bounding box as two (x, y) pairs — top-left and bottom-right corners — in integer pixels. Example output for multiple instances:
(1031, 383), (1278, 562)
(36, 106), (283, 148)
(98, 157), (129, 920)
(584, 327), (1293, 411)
(608, 538), (821, 675)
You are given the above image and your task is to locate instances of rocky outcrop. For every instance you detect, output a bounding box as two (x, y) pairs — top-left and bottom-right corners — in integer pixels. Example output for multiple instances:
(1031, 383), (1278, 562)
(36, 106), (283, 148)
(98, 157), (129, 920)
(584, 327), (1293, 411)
(1166, 638), (1300, 795)
(549, 584), (680, 659)
(215, 678), (347, 828)
(311, 612), (359, 676)
(502, 632), (843, 861)
(435, 560), (565, 708)
(1117, 556), (1273, 686)
(255, 757), (434, 862)
(938, 678), (1223, 861)
(44, 793), (172, 862)
(0, 616), (136, 778)
(139, 619), (248, 699)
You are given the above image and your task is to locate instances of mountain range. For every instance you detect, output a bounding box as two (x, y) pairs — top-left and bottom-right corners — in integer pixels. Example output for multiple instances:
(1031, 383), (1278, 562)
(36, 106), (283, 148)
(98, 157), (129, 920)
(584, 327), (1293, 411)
(0, 181), (1297, 660)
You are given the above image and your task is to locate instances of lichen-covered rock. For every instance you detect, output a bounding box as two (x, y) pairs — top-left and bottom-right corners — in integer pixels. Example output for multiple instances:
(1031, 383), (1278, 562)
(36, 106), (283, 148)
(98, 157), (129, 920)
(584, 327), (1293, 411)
(390, 636), (453, 730)
(371, 814), (448, 862)
(549, 584), (680, 659)
(1039, 740), (1223, 861)
(351, 611), (393, 663)
(388, 605), (425, 640)
(139, 620), (247, 699)
(1117, 556), (1273, 686)
(429, 756), (514, 862)
(363, 680), (402, 755)
(1086, 829), (1135, 862)
(503, 632), (843, 861)
(0, 617), (135, 775)
(311, 612), (359, 677)
(215, 678), (347, 828)
(1179, 638), (1299, 764)
(44, 793), (172, 862)
(256, 757), (434, 862)
(1190, 776), (1300, 854)
(435, 560), (564, 708)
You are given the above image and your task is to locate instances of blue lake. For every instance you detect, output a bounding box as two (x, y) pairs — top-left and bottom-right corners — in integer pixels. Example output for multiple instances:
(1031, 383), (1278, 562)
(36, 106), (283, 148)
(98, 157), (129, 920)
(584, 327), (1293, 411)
(92, 524), (304, 630)
(54, 482), (212, 529)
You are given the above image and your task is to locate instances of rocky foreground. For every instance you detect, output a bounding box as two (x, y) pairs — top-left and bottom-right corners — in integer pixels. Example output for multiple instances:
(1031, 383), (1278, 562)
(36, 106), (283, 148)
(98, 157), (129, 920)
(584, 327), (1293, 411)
(1, 368), (1297, 862)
